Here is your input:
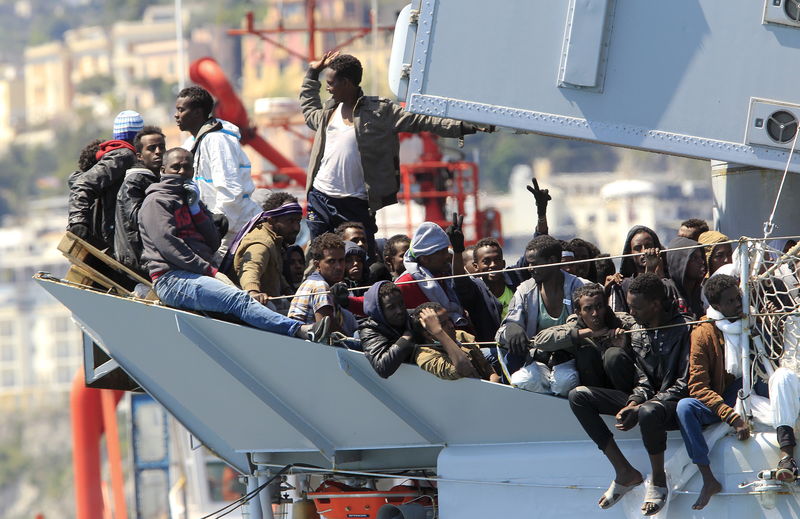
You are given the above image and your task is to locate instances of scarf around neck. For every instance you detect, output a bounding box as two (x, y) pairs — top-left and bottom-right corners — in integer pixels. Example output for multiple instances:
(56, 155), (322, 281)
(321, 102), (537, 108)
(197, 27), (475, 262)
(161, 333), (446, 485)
(706, 306), (744, 377)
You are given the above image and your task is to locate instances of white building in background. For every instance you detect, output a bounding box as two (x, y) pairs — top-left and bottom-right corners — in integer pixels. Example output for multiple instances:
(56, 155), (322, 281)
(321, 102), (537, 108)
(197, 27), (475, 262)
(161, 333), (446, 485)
(494, 160), (713, 257)
(0, 198), (82, 410)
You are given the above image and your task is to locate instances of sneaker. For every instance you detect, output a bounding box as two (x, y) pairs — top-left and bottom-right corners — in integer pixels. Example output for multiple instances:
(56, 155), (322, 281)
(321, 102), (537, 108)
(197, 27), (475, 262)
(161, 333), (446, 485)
(776, 456), (798, 482)
(306, 316), (331, 345)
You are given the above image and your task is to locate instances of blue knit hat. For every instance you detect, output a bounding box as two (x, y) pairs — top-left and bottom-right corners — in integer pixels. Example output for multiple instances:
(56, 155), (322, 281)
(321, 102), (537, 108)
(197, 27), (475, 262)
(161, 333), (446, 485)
(113, 110), (144, 142)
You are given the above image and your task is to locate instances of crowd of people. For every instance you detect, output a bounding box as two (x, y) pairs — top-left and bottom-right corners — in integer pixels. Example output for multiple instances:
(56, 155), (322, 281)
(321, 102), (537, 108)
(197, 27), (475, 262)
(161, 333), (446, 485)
(66, 52), (800, 514)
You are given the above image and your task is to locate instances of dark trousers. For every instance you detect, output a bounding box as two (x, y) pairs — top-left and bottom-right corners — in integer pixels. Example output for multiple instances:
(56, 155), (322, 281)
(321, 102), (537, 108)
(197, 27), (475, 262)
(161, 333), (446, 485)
(569, 385), (681, 455)
(576, 346), (637, 393)
(307, 188), (378, 258)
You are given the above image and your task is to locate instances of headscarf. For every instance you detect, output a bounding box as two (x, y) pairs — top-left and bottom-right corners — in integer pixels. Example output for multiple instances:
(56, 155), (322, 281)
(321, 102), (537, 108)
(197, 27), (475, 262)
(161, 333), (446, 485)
(402, 222), (467, 326)
(219, 202), (302, 273)
(698, 230), (729, 274)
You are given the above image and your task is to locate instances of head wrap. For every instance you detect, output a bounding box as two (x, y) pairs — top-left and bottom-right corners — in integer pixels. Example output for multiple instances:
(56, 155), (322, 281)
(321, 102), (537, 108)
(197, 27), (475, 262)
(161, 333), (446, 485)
(113, 110), (144, 142)
(698, 230), (729, 271)
(262, 201), (303, 218)
(218, 202), (303, 273)
(402, 222), (466, 326)
(407, 222), (450, 259)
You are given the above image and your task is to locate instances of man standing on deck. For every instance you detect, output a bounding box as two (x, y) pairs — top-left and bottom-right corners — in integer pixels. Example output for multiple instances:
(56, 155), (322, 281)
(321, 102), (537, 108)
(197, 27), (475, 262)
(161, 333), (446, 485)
(300, 51), (487, 257)
(174, 86), (261, 259)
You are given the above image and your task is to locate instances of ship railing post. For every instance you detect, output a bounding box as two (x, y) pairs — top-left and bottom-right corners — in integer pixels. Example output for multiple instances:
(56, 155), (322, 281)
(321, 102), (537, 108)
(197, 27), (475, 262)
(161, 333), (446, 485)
(738, 239), (752, 423)
(257, 468), (276, 519)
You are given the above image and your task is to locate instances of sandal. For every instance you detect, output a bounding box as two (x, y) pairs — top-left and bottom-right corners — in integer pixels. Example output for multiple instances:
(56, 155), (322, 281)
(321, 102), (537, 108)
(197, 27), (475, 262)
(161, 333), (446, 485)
(641, 483), (668, 516)
(598, 479), (642, 509)
(776, 455), (798, 482)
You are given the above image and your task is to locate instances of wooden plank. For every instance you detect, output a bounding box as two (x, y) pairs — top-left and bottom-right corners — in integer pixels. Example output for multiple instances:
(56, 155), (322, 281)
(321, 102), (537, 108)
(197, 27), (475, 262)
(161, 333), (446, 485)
(58, 232), (152, 287)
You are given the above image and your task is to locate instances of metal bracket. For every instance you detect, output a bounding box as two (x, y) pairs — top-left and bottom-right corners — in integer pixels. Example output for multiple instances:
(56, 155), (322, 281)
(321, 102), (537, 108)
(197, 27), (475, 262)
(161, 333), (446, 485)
(176, 315), (337, 460)
(336, 350), (443, 445)
(557, 0), (616, 92)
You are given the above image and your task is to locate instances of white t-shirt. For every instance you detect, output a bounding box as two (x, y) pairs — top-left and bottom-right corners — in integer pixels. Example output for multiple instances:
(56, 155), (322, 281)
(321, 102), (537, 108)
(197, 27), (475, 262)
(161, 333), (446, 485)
(312, 103), (367, 199)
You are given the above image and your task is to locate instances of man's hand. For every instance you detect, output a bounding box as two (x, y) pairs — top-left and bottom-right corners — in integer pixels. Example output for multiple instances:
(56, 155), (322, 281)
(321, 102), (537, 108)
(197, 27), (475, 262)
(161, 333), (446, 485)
(248, 291), (270, 305)
(526, 178), (551, 218)
(68, 223), (91, 241)
(642, 248), (663, 274)
(579, 327), (610, 339)
(184, 181), (201, 215)
(445, 212), (465, 254)
(418, 307), (443, 336)
(732, 416), (751, 441)
(615, 403), (640, 431)
(330, 281), (350, 309)
(453, 354), (480, 378)
(609, 328), (627, 348)
(214, 271), (236, 286)
(604, 272), (623, 290)
(504, 322), (530, 357)
(309, 50), (339, 72)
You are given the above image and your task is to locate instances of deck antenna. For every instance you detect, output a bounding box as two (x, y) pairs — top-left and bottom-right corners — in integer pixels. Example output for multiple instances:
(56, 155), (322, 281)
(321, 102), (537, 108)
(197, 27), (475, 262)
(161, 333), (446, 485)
(763, 122), (798, 239)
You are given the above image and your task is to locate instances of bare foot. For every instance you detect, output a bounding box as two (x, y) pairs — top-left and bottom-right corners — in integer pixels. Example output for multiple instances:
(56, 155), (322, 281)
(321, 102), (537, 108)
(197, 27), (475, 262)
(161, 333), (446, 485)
(692, 478), (722, 510)
(598, 469), (644, 508)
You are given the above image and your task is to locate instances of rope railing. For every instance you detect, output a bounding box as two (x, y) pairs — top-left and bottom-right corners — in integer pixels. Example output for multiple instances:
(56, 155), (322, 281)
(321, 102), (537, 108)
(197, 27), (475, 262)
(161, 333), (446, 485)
(268, 234), (800, 302)
(265, 237), (758, 302)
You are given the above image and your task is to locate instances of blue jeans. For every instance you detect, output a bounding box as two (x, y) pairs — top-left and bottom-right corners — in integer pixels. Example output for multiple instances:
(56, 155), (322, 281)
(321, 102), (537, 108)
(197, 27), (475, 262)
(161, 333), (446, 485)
(155, 270), (301, 337)
(677, 378), (767, 465)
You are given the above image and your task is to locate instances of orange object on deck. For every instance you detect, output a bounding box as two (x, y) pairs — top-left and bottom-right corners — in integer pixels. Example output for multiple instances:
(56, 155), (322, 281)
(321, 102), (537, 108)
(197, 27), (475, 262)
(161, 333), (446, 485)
(308, 480), (429, 519)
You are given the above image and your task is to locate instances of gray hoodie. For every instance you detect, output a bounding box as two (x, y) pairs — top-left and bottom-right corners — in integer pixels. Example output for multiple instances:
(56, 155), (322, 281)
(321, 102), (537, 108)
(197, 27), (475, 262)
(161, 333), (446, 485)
(139, 175), (220, 280)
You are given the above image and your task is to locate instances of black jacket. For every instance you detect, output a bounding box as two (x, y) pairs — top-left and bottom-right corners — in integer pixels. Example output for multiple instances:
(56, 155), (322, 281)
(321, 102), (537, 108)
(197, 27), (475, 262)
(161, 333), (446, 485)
(358, 317), (416, 378)
(68, 145), (136, 251)
(666, 236), (704, 319)
(628, 308), (691, 404)
(114, 166), (160, 275)
(454, 275), (517, 343)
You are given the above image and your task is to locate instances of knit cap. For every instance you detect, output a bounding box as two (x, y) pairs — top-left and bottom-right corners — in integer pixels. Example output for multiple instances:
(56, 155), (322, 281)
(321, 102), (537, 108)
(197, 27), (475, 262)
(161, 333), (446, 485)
(113, 110), (144, 142)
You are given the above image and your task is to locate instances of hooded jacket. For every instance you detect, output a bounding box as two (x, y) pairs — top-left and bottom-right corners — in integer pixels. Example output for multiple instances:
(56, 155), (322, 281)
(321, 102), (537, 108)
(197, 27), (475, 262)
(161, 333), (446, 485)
(182, 119), (261, 247)
(138, 175), (220, 280)
(610, 225), (682, 313)
(300, 69), (476, 212)
(357, 281), (416, 378)
(628, 307), (692, 405)
(114, 166), (160, 275)
(619, 225), (667, 278)
(666, 236), (705, 319)
(68, 141), (137, 251)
